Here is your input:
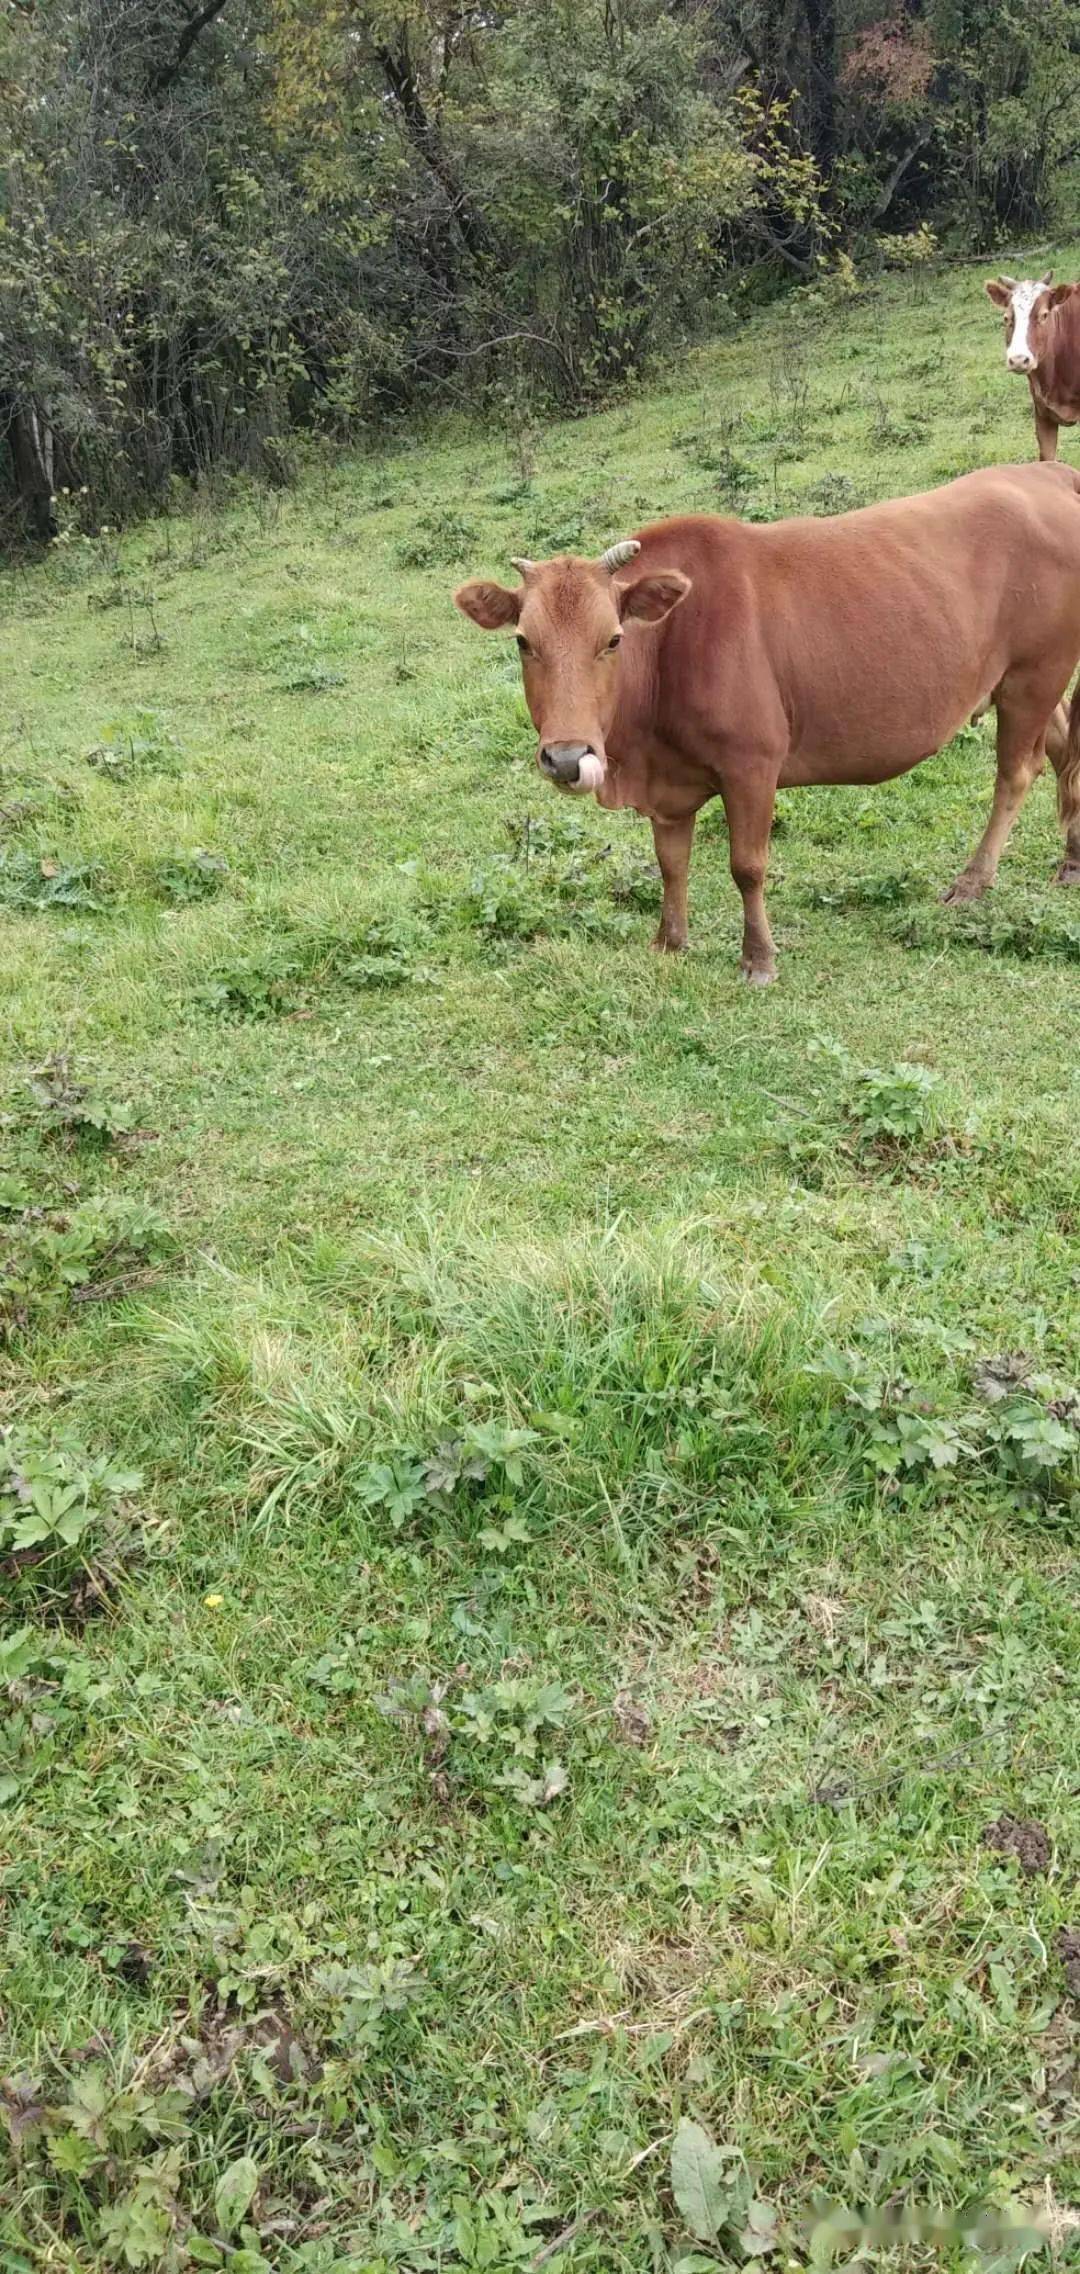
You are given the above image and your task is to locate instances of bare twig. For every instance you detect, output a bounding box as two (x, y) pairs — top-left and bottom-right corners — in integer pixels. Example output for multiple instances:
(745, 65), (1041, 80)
(530, 2210), (599, 2269)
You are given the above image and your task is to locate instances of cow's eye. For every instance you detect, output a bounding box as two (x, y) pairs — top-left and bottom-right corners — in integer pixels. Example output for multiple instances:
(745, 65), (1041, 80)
(605, 633), (622, 652)
(516, 634), (531, 656)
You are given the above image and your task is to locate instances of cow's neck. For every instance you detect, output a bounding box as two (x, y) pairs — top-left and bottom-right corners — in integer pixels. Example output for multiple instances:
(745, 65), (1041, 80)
(1037, 296), (1080, 418)
(596, 625), (664, 812)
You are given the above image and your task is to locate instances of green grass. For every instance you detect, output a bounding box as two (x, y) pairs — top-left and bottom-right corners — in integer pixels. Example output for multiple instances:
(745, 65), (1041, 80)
(3, 252), (1080, 2272)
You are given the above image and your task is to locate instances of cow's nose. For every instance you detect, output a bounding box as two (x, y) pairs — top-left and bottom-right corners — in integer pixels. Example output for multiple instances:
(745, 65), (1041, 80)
(1008, 355), (1035, 372)
(540, 742), (588, 784)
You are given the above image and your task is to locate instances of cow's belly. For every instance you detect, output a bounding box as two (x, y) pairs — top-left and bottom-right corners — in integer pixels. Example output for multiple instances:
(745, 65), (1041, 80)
(778, 686), (981, 789)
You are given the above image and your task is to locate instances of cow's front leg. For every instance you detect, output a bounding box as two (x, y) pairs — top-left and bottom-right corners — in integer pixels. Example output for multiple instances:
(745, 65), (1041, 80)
(651, 814), (696, 951)
(722, 775), (778, 984)
(1034, 395), (1060, 461)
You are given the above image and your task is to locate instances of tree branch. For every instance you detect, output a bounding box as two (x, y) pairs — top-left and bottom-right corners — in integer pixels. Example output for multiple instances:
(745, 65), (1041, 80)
(871, 127), (931, 220)
(376, 35), (498, 261)
(152, 0), (231, 95)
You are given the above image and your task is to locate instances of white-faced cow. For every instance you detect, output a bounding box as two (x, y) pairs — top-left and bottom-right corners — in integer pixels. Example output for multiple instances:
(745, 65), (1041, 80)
(455, 464), (1080, 982)
(985, 272), (1080, 459)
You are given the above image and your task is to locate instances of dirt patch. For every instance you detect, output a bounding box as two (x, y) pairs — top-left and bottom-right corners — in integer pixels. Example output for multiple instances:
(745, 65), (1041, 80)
(1, 2074), (48, 2147)
(148, 1999), (316, 2097)
(3, 1540), (136, 1628)
(612, 1690), (651, 1747)
(973, 1352), (1034, 1401)
(1057, 1928), (1080, 1999)
(981, 1814), (1052, 1875)
(113, 1941), (155, 1989)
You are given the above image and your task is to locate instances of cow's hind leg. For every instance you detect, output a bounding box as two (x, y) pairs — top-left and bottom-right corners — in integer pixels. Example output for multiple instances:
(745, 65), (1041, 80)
(942, 694), (1047, 904)
(1045, 702), (1080, 883)
(721, 775), (778, 984)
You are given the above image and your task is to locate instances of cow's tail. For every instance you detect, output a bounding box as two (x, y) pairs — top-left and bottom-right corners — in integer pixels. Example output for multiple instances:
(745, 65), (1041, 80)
(1059, 678), (1080, 840)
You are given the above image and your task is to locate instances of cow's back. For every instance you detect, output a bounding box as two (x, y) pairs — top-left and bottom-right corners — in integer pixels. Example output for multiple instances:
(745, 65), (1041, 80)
(636, 468), (1080, 781)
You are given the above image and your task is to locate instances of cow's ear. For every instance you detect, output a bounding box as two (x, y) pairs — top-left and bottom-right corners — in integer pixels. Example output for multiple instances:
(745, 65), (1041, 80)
(618, 569), (691, 624)
(984, 279), (1012, 308)
(1047, 283), (1075, 309)
(454, 579), (521, 629)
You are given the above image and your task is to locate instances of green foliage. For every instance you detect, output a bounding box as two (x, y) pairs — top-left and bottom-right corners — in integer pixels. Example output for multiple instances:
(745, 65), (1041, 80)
(198, 910), (438, 1014)
(379, 1668), (574, 1809)
(818, 1347), (972, 1492)
(0, 0), (828, 540)
(459, 857), (550, 942)
(84, 716), (183, 784)
(0, 1627), (93, 1803)
(670, 2118), (775, 2257)
(326, 915), (436, 989)
(801, 867), (924, 911)
(820, 1347), (1080, 1506)
(5, 0), (1080, 544)
(149, 849), (229, 903)
(898, 900), (1080, 964)
(395, 512), (480, 571)
(353, 1421), (541, 1535)
(277, 660), (345, 693)
(26, 1055), (136, 1146)
(0, 1425), (142, 1588)
(847, 1059), (943, 1146)
(801, 471), (866, 517)
(779, 1050), (960, 1183)
(982, 1385), (1080, 1490)
(200, 951), (302, 1019)
(0, 851), (109, 911)
(2, 1195), (172, 1333)
(455, 848), (637, 944)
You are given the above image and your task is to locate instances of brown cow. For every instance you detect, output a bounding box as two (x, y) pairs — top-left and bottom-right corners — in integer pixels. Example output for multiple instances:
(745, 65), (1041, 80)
(985, 272), (1080, 459)
(455, 464), (1080, 982)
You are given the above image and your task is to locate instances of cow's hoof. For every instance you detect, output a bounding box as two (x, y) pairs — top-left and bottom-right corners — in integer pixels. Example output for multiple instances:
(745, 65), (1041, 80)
(652, 931), (688, 953)
(941, 874), (987, 906)
(1053, 860), (1080, 886)
(739, 959), (776, 986)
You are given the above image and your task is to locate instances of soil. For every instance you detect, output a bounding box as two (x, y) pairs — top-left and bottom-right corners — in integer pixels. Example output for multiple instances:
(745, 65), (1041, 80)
(1057, 1927), (1080, 1999)
(981, 1813), (1052, 1875)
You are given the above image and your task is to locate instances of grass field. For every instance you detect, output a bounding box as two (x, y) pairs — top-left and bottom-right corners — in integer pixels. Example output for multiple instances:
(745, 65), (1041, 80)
(3, 251), (1080, 2272)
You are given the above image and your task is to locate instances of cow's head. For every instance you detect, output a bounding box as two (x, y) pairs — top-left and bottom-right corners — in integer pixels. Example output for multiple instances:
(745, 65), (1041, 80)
(454, 541), (690, 792)
(984, 271), (1072, 374)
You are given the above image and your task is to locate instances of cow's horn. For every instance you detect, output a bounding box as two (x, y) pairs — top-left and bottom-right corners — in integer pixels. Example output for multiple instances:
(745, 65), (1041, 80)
(997, 274), (1017, 290)
(509, 556), (534, 576)
(599, 539), (641, 573)
(1042, 268), (1054, 284)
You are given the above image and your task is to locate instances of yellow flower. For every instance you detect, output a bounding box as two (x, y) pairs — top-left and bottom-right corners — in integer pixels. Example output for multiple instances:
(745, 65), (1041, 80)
(204, 1592), (224, 1609)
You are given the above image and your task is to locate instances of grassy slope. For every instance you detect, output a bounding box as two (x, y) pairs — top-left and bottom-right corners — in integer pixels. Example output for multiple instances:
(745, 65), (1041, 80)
(2, 253), (1079, 2270)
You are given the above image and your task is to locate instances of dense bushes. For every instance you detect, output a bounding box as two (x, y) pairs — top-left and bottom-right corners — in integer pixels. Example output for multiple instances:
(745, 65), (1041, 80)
(3, 0), (1080, 540)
